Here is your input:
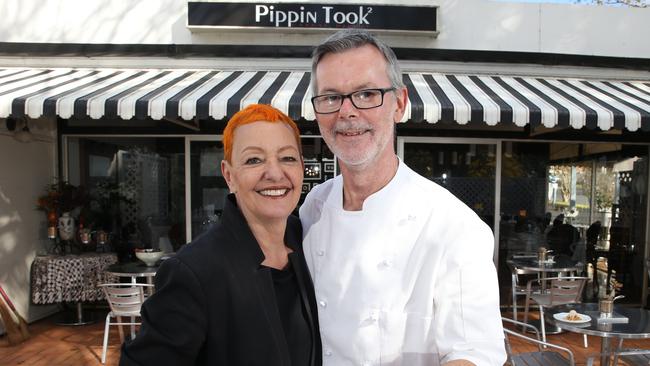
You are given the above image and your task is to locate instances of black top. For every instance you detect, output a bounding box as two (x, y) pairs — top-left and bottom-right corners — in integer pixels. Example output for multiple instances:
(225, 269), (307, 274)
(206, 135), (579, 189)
(547, 223), (580, 256)
(269, 259), (311, 366)
(120, 194), (321, 366)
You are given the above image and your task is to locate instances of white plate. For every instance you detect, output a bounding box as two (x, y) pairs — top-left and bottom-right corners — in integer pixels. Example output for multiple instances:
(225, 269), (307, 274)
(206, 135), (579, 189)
(553, 312), (591, 324)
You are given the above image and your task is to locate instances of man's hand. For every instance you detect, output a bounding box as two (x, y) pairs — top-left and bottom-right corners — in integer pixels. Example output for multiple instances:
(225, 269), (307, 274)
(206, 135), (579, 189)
(443, 361), (476, 366)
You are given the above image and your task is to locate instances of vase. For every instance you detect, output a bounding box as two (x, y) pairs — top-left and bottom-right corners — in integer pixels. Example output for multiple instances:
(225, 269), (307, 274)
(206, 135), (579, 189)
(58, 212), (76, 241)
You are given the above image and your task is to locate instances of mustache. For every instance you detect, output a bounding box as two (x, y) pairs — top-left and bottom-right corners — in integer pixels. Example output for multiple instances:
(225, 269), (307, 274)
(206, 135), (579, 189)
(332, 121), (373, 133)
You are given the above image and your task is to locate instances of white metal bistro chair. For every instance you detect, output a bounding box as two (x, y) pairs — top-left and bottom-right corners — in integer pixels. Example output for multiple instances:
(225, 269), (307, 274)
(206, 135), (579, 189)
(523, 276), (588, 344)
(502, 317), (575, 366)
(98, 283), (152, 364)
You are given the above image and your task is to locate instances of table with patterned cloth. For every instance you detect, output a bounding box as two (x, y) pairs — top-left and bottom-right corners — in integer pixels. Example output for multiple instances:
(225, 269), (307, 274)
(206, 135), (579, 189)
(31, 253), (118, 324)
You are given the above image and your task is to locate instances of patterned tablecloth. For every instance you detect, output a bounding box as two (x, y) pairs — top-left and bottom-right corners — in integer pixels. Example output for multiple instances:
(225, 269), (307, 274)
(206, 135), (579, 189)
(31, 253), (118, 304)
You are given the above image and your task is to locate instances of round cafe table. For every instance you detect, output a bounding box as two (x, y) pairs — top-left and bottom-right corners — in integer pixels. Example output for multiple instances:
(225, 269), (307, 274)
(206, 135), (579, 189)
(105, 255), (173, 296)
(507, 255), (583, 278)
(548, 303), (650, 366)
(507, 255), (582, 334)
(105, 261), (158, 285)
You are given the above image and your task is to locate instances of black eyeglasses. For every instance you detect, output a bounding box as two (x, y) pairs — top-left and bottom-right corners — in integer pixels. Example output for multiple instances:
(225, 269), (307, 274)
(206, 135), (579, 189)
(311, 87), (396, 114)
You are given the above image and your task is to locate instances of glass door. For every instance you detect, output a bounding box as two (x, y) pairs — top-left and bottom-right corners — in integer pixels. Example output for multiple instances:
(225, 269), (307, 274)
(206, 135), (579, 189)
(398, 137), (499, 234)
(187, 138), (229, 241)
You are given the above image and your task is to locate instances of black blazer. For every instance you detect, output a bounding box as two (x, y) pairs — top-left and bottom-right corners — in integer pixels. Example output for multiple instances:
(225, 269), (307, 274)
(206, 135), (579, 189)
(120, 195), (322, 366)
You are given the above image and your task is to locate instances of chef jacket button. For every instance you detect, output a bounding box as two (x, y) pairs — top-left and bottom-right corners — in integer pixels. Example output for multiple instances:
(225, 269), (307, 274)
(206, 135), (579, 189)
(379, 259), (392, 268)
(317, 250), (325, 256)
(324, 350), (332, 357)
(319, 300), (327, 308)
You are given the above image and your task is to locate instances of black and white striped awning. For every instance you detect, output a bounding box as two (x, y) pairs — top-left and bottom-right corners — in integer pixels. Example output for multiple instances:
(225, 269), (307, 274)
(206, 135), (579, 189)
(1, 67), (649, 131)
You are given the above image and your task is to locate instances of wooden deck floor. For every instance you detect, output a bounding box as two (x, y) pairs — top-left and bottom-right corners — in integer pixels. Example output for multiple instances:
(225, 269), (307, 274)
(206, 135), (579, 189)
(0, 309), (112, 365)
(2, 309), (650, 365)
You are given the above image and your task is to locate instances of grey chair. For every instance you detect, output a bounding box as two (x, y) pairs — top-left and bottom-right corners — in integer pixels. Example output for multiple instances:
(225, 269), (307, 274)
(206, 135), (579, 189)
(502, 317), (575, 366)
(508, 263), (540, 322)
(586, 338), (650, 366)
(523, 276), (588, 343)
(620, 352), (650, 365)
(586, 340), (650, 366)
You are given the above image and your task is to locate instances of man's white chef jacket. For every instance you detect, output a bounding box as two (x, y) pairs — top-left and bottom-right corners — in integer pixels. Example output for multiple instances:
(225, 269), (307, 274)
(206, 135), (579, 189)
(299, 160), (506, 366)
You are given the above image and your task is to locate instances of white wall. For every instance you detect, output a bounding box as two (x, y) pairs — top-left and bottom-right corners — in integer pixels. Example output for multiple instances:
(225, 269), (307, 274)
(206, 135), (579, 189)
(0, 0), (648, 58)
(0, 118), (58, 333)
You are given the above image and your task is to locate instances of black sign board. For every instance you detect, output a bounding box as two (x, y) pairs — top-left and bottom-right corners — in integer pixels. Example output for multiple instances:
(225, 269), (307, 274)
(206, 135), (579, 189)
(187, 2), (437, 35)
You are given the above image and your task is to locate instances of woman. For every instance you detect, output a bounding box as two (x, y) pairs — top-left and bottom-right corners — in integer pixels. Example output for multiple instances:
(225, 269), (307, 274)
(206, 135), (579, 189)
(120, 104), (321, 366)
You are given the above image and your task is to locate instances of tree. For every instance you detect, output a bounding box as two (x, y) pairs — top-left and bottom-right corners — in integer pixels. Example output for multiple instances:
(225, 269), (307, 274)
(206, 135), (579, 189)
(575, 0), (649, 7)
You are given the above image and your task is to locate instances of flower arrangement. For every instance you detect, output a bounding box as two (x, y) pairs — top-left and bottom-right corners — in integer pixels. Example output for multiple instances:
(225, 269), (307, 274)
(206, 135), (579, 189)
(36, 181), (86, 222)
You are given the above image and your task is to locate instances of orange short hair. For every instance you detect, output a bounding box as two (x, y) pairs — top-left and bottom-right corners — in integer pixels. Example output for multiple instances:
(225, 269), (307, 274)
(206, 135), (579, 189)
(222, 104), (301, 162)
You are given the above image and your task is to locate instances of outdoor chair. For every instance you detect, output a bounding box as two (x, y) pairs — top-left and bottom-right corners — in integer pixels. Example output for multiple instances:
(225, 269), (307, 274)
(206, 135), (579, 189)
(619, 351), (650, 365)
(586, 338), (650, 366)
(523, 276), (589, 344)
(508, 263), (540, 322)
(502, 316), (575, 366)
(590, 338), (650, 366)
(98, 283), (153, 364)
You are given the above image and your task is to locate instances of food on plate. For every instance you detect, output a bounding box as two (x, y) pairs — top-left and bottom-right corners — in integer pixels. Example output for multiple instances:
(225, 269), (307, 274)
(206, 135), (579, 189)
(565, 310), (581, 321)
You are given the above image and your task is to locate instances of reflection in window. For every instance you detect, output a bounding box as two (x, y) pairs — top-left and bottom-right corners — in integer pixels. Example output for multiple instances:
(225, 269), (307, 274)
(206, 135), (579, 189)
(67, 137), (185, 261)
(498, 141), (647, 304)
(546, 162), (592, 227)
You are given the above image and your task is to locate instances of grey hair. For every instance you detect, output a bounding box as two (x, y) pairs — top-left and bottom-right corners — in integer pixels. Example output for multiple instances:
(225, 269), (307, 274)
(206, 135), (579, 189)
(310, 29), (405, 95)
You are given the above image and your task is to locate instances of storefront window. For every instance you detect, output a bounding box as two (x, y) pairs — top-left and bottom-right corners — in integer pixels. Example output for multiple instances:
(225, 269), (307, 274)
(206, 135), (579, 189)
(66, 137), (185, 261)
(498, 141), (648, 304)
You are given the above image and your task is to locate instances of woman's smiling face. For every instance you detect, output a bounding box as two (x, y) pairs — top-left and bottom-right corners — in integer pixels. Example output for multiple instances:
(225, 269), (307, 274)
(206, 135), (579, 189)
(221, 120), (304, 225)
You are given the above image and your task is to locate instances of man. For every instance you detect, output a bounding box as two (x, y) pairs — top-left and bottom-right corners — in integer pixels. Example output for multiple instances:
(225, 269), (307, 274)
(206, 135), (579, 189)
(299, 29), (506, 366)
(546, 214), (580, 257)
